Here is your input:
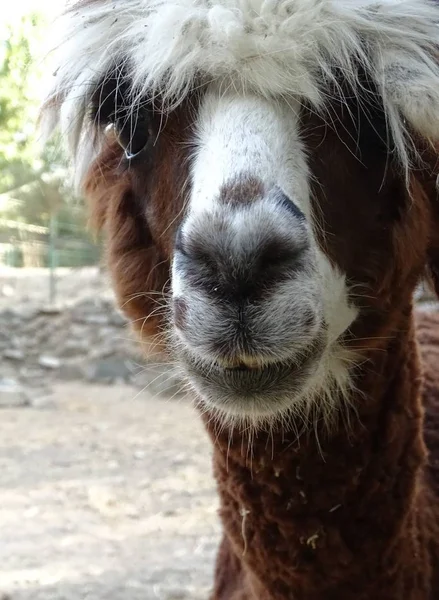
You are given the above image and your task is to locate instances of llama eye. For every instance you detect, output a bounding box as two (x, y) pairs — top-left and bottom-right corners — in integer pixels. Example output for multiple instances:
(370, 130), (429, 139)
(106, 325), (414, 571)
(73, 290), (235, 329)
(114, 112), (151, 159)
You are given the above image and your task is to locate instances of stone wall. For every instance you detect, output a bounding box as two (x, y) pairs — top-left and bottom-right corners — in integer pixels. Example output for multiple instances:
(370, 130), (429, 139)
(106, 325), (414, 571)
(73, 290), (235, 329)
(0, 268), (181, 407)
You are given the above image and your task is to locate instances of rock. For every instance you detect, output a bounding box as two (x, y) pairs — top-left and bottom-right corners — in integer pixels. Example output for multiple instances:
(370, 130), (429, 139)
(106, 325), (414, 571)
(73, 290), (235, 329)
(89, 346), (117, 361)
(0, 278), (189, 397)
(82, 314), (109, 325)
(19, 367), (47, 382)
(0, 309), (20, 326)
(1, 284), (14, 297)
(0, 308), (17, 320)
(38, 305), (62, 316)
(133, 450), (146, 460)
(86, 357), (134, 383)
(3, 348), (25, 361)
(71, 298), (107, 324)
(17, 307), (39, 321)
(0, 365), (19, 382)
(109, 310), (127, 327)
(0, 378), (29, 407)
(58, 362), (85, 381)
(98, 325), (120, 340)
(68, 324), (90, 340)
(61, 339), (90, 358)
(38, 355), (61, 370)
(30, 393), (56, 409)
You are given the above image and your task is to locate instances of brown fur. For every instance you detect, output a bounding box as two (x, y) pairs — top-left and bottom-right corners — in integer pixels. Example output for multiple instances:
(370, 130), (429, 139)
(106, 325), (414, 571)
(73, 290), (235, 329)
(219, 177), (264, 207)
(207, 311), (439, 600)
(84, 105), (190, 352)
(83, 98), (439, 598)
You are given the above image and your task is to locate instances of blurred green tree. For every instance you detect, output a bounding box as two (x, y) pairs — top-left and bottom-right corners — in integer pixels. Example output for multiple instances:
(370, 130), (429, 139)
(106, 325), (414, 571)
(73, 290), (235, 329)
(0, 13), (101, 268)
(0, 13), (48, 193)
(0, 13), (92, 234)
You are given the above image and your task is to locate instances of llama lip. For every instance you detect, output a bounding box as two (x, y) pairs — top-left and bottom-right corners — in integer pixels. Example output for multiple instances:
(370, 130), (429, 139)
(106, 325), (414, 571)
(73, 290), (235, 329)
(219, 357), (266, 370)
(217, 360), (289, 376)
(180, 338), (325, 415)
(210, 357), (314, 389)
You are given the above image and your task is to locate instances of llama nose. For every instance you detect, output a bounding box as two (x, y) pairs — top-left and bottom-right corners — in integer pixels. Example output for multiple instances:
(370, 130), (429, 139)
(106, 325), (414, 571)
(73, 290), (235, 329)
(174, 199), (309, 302)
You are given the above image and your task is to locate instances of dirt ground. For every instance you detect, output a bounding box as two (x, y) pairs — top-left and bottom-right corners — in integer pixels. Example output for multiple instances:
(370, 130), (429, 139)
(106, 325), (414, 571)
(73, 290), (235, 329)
(0, 382), (220, 600)
(0, 267), (220, 599)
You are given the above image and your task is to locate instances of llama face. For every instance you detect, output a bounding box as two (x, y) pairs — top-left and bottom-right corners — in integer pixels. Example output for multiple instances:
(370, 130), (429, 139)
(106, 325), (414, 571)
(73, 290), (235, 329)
(84, 79), (431, 427)
(43, 0), (439, 426)
(172, 88), (358, 421)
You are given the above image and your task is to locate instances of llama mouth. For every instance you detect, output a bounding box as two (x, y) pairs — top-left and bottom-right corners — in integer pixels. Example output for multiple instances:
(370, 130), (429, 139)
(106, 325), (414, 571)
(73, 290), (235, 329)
(180, 339), (325, 416)
(213, 359), (296, 382)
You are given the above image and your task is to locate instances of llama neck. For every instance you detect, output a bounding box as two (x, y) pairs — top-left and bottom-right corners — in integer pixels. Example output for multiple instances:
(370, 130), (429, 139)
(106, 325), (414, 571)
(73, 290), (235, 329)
(205, 317), (434, 600)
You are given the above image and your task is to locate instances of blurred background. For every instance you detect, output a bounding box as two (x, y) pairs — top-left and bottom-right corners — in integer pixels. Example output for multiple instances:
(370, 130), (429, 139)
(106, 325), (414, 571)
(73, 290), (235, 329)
(0, 4), (220, 599)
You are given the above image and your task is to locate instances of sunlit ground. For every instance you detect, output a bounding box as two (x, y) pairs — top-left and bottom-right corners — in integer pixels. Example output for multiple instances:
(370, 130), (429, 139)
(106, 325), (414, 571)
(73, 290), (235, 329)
(1, 382), (219, 600)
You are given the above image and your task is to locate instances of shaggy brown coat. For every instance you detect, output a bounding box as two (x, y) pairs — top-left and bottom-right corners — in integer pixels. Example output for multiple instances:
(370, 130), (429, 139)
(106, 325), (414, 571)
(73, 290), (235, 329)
(208, 309), (439, 599)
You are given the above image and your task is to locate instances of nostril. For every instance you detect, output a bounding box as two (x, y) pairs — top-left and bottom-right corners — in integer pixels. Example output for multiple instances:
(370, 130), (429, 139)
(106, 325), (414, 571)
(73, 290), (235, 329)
(175, 227), (214, 265)
(256, 238), (306, 272)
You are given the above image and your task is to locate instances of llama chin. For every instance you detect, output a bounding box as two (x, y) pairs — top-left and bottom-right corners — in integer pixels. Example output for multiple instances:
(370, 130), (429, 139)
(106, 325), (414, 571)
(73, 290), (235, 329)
(177, 337), (358, 431)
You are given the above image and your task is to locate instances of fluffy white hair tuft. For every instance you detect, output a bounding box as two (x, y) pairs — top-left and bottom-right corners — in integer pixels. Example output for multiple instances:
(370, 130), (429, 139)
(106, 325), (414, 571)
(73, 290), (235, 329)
(41, 0), (439, 184)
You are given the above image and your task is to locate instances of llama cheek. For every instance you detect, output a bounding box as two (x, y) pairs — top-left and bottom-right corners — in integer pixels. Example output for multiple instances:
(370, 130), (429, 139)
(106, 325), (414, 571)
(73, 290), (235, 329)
(258, 282), (323, 354)
(314, 251), (359, 344)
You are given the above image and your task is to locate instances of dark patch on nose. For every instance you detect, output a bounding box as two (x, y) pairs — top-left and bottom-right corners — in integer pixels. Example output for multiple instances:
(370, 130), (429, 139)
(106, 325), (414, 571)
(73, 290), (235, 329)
(219, 176), (264, 206)
(275, 190), (306, 221)
(173, 297), (188, 330)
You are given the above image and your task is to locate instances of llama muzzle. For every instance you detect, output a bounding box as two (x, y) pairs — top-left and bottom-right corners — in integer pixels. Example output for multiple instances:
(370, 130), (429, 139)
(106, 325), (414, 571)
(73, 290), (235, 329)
(170, 189), (331, 419)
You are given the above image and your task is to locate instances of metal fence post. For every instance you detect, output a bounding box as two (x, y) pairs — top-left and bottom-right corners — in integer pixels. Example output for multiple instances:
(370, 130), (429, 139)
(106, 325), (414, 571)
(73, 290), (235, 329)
(49, 214), (57, 304)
